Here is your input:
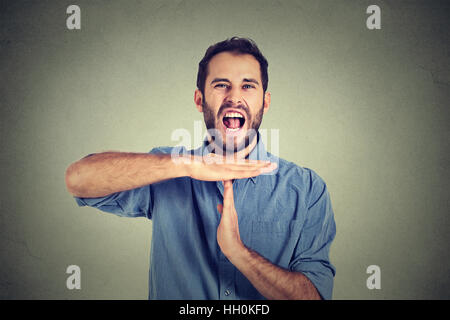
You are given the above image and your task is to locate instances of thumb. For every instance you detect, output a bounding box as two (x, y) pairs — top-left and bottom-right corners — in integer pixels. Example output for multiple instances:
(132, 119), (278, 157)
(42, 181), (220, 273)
(217, 204), (223, 215)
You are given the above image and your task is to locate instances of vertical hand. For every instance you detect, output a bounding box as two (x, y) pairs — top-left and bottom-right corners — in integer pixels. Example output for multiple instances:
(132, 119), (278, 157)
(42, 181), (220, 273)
(217, 180), (245, 257)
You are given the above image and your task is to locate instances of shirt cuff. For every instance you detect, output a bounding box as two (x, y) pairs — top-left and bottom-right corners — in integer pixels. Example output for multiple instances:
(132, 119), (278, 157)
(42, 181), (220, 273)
(291, 261), (335, 300)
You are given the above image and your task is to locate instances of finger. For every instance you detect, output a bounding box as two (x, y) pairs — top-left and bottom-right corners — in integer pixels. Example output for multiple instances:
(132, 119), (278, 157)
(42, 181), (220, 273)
(222, 161), (276, 171)
(223, 159), (271, 166)
(212, 163), (272, 170)
(216, 169), (261, 181)
(221, 164), (272, 171)
(225, 164), (276, 179)
(233, 169), (262, 178)
(227, 159), (272, 165)
(259, 162), (277, 173)
(222, 180), (234, 211)
(204, 155), (271, 166)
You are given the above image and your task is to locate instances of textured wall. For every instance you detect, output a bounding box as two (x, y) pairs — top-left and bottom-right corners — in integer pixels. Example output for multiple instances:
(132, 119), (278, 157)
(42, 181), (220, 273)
(0, 0), (449, 299)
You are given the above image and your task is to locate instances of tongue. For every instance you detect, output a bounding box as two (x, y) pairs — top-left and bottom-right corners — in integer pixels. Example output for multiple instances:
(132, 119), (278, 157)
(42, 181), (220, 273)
(224, 118), (241, 129)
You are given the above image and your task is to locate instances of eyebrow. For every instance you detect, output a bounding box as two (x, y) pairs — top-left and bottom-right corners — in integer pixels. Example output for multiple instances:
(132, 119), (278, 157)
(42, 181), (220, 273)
(210, 78), (260, 86)
(243, 78), (260, 86)
(210, 78), (230, 84)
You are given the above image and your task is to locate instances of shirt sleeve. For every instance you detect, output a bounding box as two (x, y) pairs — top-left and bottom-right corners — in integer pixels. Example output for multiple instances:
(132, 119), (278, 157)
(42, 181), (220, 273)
(75, 184), (153, 219)
(288, 169), (337, 300)
(73, 146), (176, 219)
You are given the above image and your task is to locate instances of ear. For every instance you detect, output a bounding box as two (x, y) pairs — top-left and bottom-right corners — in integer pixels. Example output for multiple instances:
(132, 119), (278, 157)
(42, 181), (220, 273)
(194, 89), (204, 113)
(263, 91), (271, 114)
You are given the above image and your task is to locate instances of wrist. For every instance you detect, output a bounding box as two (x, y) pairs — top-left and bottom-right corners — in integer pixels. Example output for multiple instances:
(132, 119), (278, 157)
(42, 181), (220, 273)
(163, 153), (192, 178)
(180, 155), (202, 179)
(224, 243), (251, 267)
(179, 155), (194, 178)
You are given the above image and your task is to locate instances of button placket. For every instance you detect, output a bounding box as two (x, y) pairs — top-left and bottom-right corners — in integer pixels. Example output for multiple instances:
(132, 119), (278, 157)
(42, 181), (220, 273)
(218, 261), (236, 299)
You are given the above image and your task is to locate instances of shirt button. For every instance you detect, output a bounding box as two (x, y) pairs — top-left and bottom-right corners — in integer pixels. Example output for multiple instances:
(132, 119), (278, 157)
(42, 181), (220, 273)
(224, 290), (231, 296)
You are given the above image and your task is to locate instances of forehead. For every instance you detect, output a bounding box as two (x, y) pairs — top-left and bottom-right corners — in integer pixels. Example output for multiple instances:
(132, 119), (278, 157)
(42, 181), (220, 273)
(206, 51), (261, 81)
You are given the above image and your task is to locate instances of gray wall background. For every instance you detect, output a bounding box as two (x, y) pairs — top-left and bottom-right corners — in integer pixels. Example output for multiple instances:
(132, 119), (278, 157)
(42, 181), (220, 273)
(0, 0), (449, 299)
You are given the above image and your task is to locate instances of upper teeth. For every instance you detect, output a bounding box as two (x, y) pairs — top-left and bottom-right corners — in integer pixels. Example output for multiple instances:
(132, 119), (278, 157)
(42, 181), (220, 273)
(225, 112), (243, 118)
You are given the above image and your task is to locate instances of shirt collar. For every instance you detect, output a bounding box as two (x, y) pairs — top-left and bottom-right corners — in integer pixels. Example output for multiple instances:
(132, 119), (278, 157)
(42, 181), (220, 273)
(191, 132), (269, 184)
(246, 134), (270, 183)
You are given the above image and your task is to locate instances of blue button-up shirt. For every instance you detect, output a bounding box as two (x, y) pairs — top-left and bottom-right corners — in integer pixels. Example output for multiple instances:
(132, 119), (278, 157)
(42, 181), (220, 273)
(75, 136), (336, 300)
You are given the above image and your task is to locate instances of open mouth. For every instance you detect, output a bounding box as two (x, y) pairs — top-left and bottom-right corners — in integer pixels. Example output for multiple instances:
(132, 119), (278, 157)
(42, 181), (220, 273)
(222, 111), (246, 132)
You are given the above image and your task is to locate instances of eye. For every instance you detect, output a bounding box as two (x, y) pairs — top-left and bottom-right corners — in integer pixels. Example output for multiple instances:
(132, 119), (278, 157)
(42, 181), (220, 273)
(214, 83), (229, 89)
(243, 84), (255, 89)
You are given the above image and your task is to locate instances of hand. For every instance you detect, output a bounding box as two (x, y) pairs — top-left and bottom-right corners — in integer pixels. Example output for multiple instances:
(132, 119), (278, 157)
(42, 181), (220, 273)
(187, 154), (277, 181)
(216, 180), (245, 258)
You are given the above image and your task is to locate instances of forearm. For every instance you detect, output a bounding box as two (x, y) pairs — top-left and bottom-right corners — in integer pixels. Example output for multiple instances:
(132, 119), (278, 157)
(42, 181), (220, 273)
(65, 152), (188, 198)
(228, 246), (321, 300)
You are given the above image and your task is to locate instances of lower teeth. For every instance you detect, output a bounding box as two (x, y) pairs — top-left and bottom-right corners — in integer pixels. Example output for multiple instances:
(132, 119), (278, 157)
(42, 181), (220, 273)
(227, 127), (240, 132)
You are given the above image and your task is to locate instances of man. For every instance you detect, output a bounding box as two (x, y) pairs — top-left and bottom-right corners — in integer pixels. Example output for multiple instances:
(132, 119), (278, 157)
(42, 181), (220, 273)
(65, 37), (336, 300)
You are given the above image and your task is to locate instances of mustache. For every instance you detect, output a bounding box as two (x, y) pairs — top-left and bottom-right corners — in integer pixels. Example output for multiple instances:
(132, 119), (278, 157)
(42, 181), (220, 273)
(217, 101), (250, 119)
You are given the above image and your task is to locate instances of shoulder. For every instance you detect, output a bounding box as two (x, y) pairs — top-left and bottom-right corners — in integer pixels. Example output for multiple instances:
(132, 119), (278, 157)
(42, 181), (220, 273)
(270, 154), (328, 203)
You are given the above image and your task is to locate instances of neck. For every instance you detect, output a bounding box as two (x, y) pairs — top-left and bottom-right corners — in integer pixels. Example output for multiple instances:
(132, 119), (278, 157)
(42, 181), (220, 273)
(207, 134), (258, 160)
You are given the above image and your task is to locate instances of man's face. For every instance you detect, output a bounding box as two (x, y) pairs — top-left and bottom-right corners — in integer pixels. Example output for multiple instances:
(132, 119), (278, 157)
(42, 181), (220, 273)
(195, 51), (270, 153)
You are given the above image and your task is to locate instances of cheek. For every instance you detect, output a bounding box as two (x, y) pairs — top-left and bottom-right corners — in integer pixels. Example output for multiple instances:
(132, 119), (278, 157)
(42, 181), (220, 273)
(244, 89), (264, 103)
(203, 98), (220, 119)
(247, 96), (264, 116)
(211, 98), (224, 112)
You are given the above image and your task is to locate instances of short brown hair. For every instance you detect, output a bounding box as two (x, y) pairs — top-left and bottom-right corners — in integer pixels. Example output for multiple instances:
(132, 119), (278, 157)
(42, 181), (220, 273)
(196, 37), (269, 94)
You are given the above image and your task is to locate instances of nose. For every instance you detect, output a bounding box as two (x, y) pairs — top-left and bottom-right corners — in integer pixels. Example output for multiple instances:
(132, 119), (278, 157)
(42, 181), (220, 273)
(225, 86), (242, 105)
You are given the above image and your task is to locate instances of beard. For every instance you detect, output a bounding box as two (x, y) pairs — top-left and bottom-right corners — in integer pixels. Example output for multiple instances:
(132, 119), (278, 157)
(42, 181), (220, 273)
(202, 99), (264, 153)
